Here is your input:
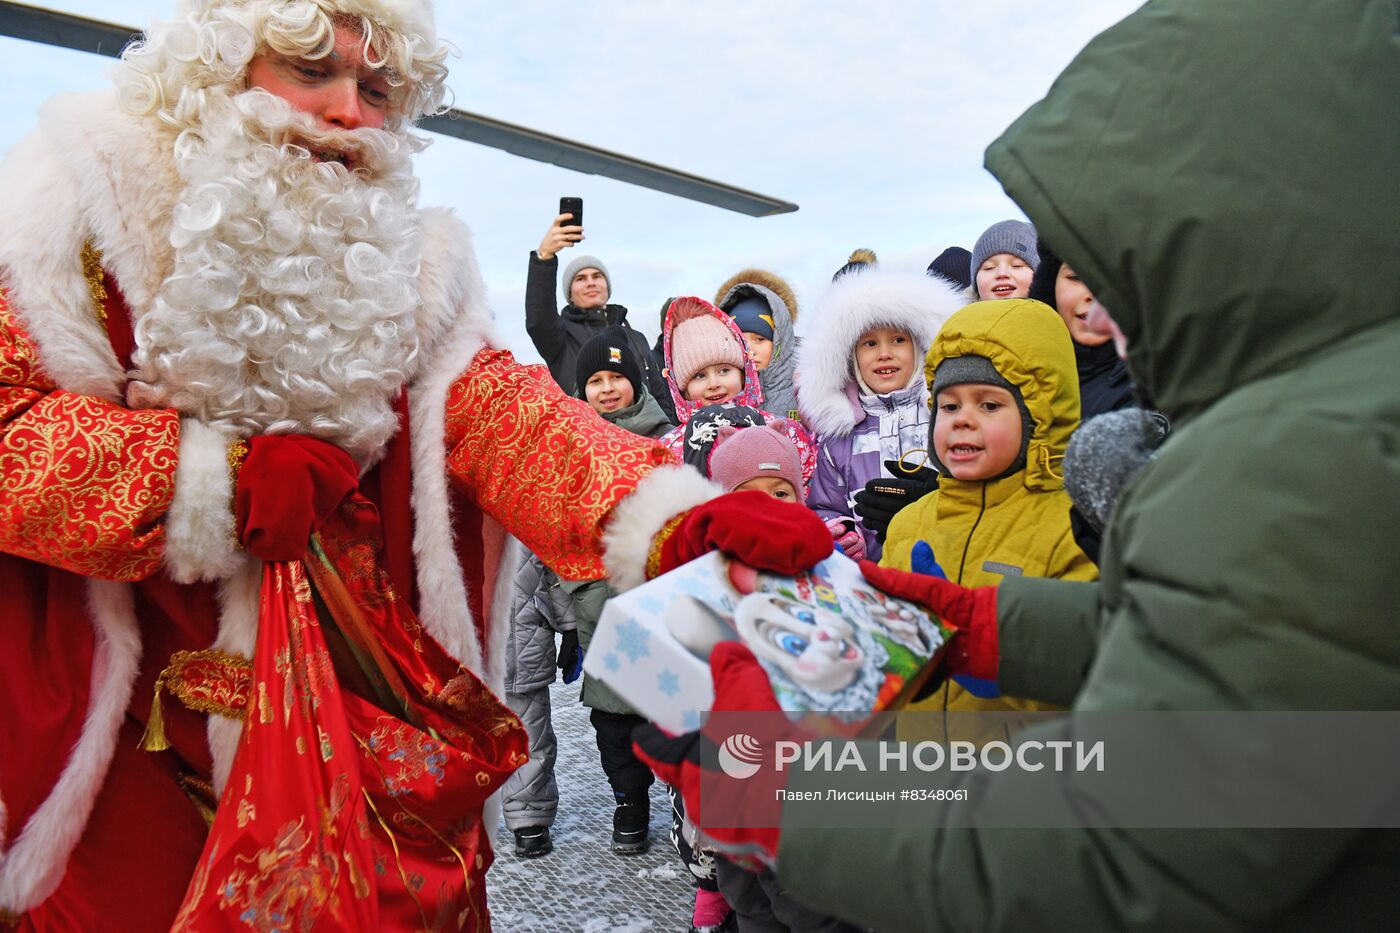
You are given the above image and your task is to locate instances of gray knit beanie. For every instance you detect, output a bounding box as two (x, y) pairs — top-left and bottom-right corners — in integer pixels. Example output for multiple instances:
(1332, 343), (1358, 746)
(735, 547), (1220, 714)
(929, 354), (1033, 478)
(930, 355), (1012, 398)
(969, 220), (1039, 284)
(562, 255), (611, 304)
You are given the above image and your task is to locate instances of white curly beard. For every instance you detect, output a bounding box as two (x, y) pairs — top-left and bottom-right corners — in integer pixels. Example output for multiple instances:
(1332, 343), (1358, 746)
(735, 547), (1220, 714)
(128, 88), (424, 462)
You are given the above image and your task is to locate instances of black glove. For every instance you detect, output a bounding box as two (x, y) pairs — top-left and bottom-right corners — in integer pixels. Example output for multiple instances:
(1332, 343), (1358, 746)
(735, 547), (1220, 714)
(1068, 504), (1102, 567)
(557, 630), (583, 684)
(853, 460), (939, 543)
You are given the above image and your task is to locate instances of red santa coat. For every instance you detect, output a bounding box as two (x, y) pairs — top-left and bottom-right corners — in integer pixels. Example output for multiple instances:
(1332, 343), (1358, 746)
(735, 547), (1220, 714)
(0, 91), (719, 930)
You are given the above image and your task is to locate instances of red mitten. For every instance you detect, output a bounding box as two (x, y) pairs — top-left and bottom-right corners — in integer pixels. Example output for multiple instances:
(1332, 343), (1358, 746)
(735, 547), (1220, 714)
(651, 490), (833, 578)
(859, 560), (1000, 683)
(632, 642), (787, 867)
(234, 435), (360, 561)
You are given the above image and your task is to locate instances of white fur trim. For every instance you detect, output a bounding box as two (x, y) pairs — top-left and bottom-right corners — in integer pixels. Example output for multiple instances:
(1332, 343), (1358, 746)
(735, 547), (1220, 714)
(0, 581), (141, 915)
(408, 208), (497, 678)
(602, 465), (722, 592)
(0, 92), (181, 402)
(796, 269), (966, 438)
(163, 419), (242, 583)
(206, 558), (262, 794)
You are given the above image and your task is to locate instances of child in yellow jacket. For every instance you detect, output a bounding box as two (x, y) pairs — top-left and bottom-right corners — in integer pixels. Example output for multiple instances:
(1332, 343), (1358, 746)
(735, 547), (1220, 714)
(882, 298), (1097, 712)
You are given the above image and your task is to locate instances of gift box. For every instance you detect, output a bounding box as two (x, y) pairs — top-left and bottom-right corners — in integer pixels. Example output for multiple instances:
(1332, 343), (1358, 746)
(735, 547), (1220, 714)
(583, 551), (951, 735)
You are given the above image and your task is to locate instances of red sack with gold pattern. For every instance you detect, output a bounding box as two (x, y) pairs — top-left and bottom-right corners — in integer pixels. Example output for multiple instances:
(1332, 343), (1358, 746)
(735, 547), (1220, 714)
(171, 506), (526, 932)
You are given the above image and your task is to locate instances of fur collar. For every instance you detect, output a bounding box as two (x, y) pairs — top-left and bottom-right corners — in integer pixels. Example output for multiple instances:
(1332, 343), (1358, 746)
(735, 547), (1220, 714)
(715, 268), (799, 322)
(797, 268), (965, 438)
(0, 90), (180, 403)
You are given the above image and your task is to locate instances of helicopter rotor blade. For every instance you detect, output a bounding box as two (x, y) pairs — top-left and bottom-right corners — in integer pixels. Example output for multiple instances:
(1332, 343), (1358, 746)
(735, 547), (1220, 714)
(0, 1), (798, 216)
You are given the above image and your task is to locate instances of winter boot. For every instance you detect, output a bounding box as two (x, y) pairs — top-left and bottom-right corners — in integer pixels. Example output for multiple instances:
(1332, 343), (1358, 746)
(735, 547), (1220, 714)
(688, 887), (733, 933)
(611, 790), (650, 855)
(513, 825), (552, 859)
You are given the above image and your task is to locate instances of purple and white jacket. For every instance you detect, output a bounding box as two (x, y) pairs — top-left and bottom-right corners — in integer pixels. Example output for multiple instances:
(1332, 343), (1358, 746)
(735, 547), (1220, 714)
(797, 268), (966, 560)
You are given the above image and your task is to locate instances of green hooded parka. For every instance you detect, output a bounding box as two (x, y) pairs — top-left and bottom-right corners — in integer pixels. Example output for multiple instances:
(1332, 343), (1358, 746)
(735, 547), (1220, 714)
(776, 1), (1400, 929)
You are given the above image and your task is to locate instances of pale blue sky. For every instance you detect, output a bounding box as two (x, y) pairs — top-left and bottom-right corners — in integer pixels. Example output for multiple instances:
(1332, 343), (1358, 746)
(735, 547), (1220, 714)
(0, 1), (1143, 361)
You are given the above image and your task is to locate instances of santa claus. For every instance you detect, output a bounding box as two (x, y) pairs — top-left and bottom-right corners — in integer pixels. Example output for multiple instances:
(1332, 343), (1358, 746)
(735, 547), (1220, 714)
(0, 1), (829, 928)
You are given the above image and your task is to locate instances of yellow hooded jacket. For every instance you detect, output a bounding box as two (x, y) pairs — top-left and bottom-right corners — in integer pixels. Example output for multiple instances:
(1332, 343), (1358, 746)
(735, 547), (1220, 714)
(883, 299), (1097, 712)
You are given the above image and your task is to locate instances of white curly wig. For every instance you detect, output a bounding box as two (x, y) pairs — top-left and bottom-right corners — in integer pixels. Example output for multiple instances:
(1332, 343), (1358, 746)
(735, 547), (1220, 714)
(116, 0), (449, 133)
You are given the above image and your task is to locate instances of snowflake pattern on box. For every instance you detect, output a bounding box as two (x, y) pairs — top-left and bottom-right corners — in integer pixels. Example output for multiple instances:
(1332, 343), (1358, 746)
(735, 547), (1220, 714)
(614, 619), (652, 663)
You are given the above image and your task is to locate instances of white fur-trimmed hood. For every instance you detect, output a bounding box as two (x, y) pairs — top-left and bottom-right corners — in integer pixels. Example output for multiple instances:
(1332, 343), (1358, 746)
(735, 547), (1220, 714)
(796, 268), (965, 438)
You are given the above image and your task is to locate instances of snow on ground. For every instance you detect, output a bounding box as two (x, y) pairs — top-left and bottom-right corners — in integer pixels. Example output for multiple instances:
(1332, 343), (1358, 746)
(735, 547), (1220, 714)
(489, 679), (694, 931)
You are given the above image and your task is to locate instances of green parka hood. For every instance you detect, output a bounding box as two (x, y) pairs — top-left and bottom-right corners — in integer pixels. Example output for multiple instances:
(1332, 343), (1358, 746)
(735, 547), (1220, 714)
(985, 0), (1400, 425)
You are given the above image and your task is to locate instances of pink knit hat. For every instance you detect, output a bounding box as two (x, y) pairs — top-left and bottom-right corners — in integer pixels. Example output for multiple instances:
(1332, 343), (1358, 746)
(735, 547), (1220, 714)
(707, 421), (805, 502)
(670, 313), (746, 391)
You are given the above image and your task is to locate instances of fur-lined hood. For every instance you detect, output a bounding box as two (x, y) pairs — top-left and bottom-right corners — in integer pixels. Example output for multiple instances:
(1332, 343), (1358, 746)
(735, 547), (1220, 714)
(797, 268), (965, 438)
(715, 268), (799, 323)
(661, 296), (764, 423)
(715, 268), (800, 419)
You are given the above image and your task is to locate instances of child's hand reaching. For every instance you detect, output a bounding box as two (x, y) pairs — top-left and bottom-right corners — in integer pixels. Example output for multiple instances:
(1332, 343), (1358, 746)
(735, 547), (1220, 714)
(826, 518), (866, 561)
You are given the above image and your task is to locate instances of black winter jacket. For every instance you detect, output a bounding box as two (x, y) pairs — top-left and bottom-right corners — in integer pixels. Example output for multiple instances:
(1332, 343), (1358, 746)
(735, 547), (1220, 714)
(524, 252), (675, 420)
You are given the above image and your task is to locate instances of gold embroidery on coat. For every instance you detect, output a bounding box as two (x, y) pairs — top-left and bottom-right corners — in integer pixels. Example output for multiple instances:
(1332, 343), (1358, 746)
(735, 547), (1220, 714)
(647, 513), (686, 580)
(141, 649), (253, 751)
(0, 288), (178, 582)
(443, 347), (675, 581)
(81, 240), (108, 325)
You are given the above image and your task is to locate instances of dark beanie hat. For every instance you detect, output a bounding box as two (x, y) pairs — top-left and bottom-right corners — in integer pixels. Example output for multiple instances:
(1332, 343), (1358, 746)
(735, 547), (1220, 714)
(929, 354), (1034, 478)
(728, 296), (775, 341)
(1026, 239), (1062, 308)
(926, 246), (973, 290)
(931, 354), (1015, 398)
(574, 326), (644, 401)
(832, 248), (878, 282)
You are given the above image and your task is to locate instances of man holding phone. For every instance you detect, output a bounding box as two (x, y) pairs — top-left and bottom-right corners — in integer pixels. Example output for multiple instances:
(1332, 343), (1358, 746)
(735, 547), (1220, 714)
(524, 201), (675, 420)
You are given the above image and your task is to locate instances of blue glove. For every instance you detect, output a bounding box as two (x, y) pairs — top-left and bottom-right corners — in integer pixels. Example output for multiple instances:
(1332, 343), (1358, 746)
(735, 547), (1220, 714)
(910, 541), (1000, 698)
(557, 630), (583, 684)
(909, 540), (947, 579)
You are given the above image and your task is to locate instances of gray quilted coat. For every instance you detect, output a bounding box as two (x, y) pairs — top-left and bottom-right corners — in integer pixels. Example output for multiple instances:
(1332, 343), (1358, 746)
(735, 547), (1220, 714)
(501, 389), (672, 829)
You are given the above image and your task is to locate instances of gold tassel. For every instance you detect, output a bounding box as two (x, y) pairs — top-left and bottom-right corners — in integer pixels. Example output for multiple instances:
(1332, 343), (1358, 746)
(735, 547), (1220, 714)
(139, 676), (171, 752)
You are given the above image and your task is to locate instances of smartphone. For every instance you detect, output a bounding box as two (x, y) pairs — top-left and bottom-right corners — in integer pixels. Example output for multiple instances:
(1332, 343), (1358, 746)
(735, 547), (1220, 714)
(559, 196), (583, 229)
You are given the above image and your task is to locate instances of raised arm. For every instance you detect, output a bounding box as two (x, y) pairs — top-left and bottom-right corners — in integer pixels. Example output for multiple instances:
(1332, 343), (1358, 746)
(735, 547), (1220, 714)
(523, 214), (583, 374)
